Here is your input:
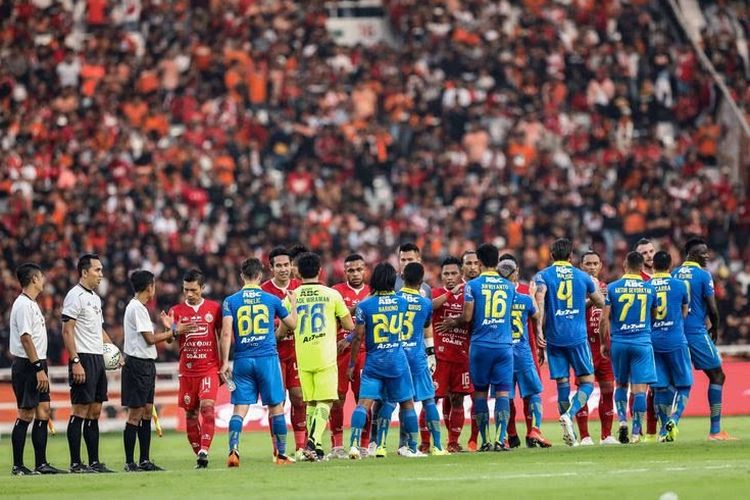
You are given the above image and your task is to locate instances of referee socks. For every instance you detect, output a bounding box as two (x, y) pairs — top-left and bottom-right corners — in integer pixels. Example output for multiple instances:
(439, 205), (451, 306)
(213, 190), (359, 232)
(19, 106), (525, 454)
(124, 423), (138, 464)
(67, 415), (84, 465)
(32, 419), (49, 468)
(83, 419), (100, 464)
(12, 418), (30, 467)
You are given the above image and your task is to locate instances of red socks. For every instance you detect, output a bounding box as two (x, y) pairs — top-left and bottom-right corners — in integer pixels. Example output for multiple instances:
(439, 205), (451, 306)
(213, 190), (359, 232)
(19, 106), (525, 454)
(508, 399), (518, 437)
(186, 415), (201, 455)
(600, 388), (614, 439)
(199, 405), (215, 452)
(419, 408), (430, 446)
(576, 406), (590, 439)
(291, 403), (307, 449)
(646, 389), (657, 435)
(330, 403), (344, 448)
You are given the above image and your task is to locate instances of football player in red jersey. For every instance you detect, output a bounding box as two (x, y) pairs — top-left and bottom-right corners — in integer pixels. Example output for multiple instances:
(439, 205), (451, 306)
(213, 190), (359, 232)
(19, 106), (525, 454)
(163, 269), (223, 468)
(430, 256), (474, 453)
(328, 254), (371, 458)
(575, 251), (618, 445)
(261, 247), (305, 455)
(634, 238), (658, 440)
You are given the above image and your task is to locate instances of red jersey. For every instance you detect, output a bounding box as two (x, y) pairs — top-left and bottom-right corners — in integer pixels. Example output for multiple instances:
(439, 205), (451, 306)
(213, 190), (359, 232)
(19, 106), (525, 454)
(585, 280), (608, 347)
(516, 282), (539, 366)
(432, 285), (471, 362)
(640, 271), (652, 281)
(169, 299), (222, 377)
(331, 282), (370, 343)
(261, 278), (301, 360)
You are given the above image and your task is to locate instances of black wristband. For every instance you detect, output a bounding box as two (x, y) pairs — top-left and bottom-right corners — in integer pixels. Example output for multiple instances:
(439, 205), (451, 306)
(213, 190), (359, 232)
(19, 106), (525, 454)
(33, 360), (44, 372)
(426, 346), (435, 356)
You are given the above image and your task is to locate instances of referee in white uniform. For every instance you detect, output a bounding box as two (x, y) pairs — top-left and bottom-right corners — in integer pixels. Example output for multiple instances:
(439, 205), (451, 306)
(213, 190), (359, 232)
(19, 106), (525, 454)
(62, 254), (115, 473)
(9, 263), (66, 475)
(122, 270), (174, 472)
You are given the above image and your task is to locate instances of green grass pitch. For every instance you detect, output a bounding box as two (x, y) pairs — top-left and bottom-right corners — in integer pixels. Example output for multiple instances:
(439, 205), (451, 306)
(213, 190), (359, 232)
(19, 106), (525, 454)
(2, 416), (748, 499)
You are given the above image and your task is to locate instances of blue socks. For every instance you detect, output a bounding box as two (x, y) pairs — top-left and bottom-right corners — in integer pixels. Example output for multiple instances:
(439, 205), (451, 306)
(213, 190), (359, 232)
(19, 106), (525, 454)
(529, 394), (543, 429)
(376, 402), (396, 447)
(566, 382), (593, 417)
(674, 386), (690, 424)
(400, 409), (419, 452)
(653, 387), (672, 433)
(474, 396), (490, 444)
(228, 415), (243, 452)
(494, 396), (510, 445)
(632, 392), (647, 436)
(557, 381), (571, 415)
(424, 400), (443, 451)
(708, 384), (723, 434)
(349, 405), (368, 448)
(270, 414), (287, 456)
(615, 387), (628, 423)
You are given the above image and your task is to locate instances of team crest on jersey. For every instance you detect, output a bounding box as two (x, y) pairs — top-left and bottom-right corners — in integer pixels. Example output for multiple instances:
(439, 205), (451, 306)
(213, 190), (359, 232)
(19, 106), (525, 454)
(183, 394), (191, 406)
(205, 313), (214, 323)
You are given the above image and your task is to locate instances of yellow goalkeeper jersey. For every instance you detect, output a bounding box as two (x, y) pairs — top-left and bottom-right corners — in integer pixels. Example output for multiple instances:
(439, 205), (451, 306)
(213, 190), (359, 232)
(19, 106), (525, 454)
(292, 283), (349, 371)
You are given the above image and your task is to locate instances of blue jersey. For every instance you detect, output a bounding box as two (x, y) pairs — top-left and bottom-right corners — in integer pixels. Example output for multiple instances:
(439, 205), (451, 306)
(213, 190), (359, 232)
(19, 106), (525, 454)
(650, 273), (689, 352)
(511, 293), (537, 368)
(398, 288), (432, 373)
(222, 285), (289, 358)
(672, 262), (715, 335)
(606, 274), (655, 345)
(464, 271), (515, 347)
(534, 262), (596, 346)
(355, 293), (409, 378)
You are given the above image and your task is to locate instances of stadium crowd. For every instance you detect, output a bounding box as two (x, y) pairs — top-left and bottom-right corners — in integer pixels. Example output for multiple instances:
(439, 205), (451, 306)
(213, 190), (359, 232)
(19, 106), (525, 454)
(0, 0), (749, 366)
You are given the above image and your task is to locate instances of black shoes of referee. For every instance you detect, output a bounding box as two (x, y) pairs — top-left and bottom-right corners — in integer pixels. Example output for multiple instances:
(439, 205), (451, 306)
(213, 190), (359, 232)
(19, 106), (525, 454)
(124, 460), (165, 472)
(195, 451), (209, 469)
(12, 463), (67, 475)
(69, 461), (114, 473)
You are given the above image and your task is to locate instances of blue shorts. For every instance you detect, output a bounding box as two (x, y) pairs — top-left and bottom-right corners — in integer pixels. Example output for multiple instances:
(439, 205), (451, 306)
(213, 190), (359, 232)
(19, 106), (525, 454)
(511, 363), (543, 399)
(547, 342), (594, 380)
(653, 346), (693, 388)
(410, 364), (436, 402)
(686, 331), (722, 370)
(611, 342), (656, 385)
(469, 343), (513, 392)
(360, 367), (413, 403)
(232, 355), (285, 406)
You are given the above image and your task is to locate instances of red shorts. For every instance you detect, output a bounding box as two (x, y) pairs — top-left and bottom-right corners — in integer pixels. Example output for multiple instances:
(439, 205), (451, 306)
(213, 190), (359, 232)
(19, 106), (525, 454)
(433, 359), (472, 398)
(591, 348), (615, 383)
(280, 355), (301, 390)
(178, 372), (219, 410)
(337, 349), (366, 397)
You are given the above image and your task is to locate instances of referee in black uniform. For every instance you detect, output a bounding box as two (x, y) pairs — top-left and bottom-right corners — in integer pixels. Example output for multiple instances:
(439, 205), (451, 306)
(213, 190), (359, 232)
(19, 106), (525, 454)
(122, 270), (174, 472)
(9, 263), (65, 475)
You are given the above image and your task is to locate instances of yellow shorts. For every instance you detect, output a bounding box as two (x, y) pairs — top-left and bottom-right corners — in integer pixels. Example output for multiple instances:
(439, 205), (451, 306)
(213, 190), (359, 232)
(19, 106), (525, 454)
(299, 364), (338, 402)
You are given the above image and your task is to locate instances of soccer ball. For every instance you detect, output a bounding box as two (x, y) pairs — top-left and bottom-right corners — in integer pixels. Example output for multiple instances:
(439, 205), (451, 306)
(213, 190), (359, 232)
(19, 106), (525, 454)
(102, 343), (122, 370)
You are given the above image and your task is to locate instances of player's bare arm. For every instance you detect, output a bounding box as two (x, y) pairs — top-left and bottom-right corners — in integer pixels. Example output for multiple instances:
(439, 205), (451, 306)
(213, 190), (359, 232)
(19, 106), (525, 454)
(534, 283), (546, 331)
(139, 327), (175, 346)
(219, 316), (234, 381)
(339, 312), (355, 332)
(462, 299), (475, 324)
(20, 332), (48, 392)
(62, 318), (85, 384)
(276, 322), (289, 340)
(589, 288), (605, 309)
(599, 305), (611, 358)
(280, 290), (298, 330)
(348, 324), (364, 381)
(706, 295), (720, 343)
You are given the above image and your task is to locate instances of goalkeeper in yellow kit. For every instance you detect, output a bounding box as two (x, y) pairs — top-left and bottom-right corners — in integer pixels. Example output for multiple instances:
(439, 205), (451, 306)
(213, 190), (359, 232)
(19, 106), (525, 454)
(279, 252), (354, 461)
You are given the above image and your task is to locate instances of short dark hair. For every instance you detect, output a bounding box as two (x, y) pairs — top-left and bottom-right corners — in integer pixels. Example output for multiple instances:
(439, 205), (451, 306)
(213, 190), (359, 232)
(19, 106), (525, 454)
(130, 269), (155, 293)
(78, 254), (101, 275)
(16, 263), (42, 288)
(684, 237), (707, 256)
(653, 251), (671, 272)
(288, 244), (310, 262)
(498, 252), (517, 264)
(241, 258), (264, 280)
(344, 253), (365, 264)
(582, 250), (601, 260)
(183, 268), (205, 286)
(476, 243), (499, 268)
(370, 262), (397, 294)
(268, 247), (290, 266)
(550, 238), (572, 261)
(398, 243), (420, 255)
(625, 251), (644, 272)
(441, 256), (462, 269)
(297, 252), (321, 279)
(403, 262), (424, 287)
(634, 238), (652, 250)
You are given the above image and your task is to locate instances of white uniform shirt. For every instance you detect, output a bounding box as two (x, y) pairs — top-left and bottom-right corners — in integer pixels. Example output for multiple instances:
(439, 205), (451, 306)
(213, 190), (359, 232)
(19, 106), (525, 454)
(123, 298), (157, 359)
(62, 284), (104, 354)
(10, 294), (48, 360)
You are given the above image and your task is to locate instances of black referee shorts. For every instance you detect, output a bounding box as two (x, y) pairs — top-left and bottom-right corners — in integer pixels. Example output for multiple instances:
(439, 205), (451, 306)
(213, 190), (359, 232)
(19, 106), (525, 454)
(121, 356), (156, 408)
(69, 353), (109, 404)
(12, 358), (50, 410)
